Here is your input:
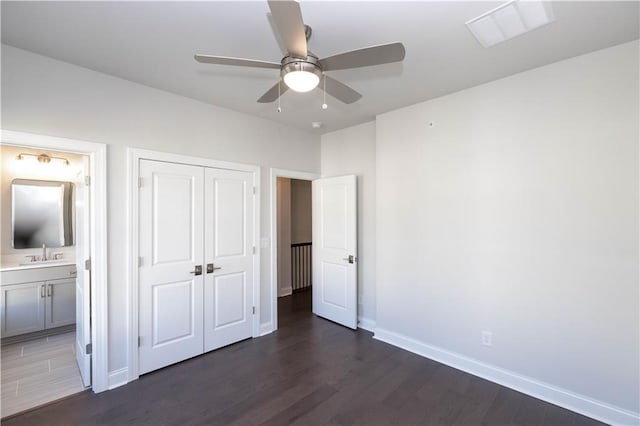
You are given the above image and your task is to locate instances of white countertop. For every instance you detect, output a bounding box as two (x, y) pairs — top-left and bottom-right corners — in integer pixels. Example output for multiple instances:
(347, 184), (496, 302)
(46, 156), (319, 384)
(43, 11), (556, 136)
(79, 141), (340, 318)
(0, 261), (76, 272)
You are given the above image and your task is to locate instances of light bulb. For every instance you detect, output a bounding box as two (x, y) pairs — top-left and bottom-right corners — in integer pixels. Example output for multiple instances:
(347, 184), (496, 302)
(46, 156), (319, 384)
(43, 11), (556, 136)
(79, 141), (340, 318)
(283, 70), (320, 93)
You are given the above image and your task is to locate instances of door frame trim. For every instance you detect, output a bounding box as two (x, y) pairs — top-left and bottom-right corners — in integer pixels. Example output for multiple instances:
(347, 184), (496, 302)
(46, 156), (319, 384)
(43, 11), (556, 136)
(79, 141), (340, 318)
(127, 148), (261, 382)
(268, 168), (319, 333)
(1, 129), (109, 393)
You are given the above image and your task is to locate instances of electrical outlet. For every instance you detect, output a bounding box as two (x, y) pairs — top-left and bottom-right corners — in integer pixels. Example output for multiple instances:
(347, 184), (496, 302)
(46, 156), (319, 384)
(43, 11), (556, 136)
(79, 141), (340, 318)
(482, 331), (492, 347)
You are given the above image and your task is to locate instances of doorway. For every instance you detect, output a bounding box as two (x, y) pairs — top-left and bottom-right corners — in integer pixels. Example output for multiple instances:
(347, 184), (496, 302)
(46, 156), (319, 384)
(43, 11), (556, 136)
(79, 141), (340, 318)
(269, 169), (317, 331)
(270, 169), (358, 332)
(276, 177), (313, 327)
(0, 131), (108, 417)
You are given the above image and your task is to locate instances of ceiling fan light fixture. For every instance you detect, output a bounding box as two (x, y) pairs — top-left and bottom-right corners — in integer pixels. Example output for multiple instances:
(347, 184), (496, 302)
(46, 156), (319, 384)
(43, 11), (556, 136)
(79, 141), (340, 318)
(284, 70), (320, 92)
(281, 57), (322, 93)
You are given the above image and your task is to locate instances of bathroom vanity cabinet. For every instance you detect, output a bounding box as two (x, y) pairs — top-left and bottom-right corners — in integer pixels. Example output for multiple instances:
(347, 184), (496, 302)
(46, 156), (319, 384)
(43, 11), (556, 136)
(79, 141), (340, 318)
(0, 264), (77, 338)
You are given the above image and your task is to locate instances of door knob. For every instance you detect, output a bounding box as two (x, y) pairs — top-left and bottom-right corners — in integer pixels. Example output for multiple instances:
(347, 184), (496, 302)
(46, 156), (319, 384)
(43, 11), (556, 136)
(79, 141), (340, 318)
(343, 255), (355, 264)
(190, 265), (203, 276)
(206, 263), (222, 274)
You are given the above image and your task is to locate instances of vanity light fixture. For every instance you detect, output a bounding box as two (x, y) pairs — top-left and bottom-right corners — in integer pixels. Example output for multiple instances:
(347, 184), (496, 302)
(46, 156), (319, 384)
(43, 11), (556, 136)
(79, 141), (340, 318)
(16, 153), (69, 165)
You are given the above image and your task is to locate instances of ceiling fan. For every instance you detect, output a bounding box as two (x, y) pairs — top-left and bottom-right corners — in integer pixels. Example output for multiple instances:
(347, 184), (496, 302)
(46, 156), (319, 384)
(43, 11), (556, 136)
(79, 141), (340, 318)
(194, 0), (406, 104)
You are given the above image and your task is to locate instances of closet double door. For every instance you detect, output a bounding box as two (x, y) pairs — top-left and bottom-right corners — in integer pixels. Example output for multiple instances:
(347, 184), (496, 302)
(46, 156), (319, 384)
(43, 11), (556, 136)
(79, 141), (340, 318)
(138, 160), (254, 375)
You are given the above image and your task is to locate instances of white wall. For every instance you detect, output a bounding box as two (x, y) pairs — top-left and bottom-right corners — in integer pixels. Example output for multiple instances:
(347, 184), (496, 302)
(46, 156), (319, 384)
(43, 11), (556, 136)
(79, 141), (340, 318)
(277, 177), (292, 296)
(1, 45), (320, 376)
(290, 179), (311, 244)
(321, 121), (376, 328)
(375, 40), (639, 421)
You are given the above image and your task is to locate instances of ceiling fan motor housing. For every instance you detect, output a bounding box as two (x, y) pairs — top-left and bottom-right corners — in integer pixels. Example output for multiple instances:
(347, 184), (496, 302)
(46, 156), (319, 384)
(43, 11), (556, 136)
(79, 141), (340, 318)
(281, 54), (323, 82)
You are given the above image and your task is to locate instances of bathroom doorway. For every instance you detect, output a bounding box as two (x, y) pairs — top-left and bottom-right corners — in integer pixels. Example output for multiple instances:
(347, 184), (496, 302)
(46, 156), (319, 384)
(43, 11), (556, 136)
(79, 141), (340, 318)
(0, 131), (107, 418)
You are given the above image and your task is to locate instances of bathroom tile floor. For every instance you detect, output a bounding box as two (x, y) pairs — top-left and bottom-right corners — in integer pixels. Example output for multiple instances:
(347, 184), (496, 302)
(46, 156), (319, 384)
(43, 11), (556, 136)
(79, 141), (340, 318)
(1, 331), (86, 418)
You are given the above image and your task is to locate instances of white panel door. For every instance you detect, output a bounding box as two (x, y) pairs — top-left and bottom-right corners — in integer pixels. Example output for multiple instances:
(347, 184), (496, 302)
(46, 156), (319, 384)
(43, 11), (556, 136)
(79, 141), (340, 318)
(75, 157), (91, 387)
(312, 175), (357, 329)
(139, 160), (205, 374)
(203, 168), (254, 352)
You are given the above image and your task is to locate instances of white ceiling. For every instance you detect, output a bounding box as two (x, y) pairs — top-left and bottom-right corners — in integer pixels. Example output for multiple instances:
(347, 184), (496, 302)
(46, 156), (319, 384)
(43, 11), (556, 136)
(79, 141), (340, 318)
(2, 1), (638, 134)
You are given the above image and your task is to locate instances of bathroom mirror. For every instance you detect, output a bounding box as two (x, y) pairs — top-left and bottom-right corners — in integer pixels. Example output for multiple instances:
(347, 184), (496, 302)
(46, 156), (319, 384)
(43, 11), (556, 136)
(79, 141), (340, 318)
(11, 179), (74, 249)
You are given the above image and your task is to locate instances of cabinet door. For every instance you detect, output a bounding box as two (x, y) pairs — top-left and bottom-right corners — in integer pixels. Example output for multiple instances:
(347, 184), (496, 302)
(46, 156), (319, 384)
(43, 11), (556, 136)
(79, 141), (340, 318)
(1, 282), (46, 337)
(45, 279), (76, 329)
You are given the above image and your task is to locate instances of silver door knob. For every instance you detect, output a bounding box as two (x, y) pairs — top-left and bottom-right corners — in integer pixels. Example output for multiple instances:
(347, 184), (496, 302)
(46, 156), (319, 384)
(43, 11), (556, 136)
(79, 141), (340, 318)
(190, 265), (203, 275)
(343, 255), (355, 264)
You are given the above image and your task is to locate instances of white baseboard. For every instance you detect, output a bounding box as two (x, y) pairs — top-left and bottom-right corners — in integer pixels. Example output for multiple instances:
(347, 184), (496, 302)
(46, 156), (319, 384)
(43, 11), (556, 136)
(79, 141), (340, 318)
(357, 316), (376, 332)
(107, 367), (129, 390)
(278, 287), (292, 297)
(259, 322), (274, 336)
(374, 327), (639, 426)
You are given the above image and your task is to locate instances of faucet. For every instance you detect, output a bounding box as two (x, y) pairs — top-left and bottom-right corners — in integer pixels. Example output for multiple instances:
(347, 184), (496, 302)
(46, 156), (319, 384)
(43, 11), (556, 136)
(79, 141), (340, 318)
(42, 243), (47, 261)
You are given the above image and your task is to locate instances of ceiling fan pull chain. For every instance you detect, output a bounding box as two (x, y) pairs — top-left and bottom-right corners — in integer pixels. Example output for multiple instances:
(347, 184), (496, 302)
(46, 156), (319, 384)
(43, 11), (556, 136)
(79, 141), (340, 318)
(277, 80), (282, 113)
(322, 74), (328, 110)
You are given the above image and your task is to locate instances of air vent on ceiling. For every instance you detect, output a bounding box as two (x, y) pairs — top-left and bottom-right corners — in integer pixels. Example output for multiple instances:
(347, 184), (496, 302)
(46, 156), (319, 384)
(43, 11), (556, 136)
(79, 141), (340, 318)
(466, 0), (555, 48)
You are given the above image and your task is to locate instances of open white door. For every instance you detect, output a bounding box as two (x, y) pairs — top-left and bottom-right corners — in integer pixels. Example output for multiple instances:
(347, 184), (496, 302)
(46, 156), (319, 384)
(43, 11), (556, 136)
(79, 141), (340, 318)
(203, 168), (254, 352)
(75, 156), (91, 387)
(138, 160), (205, 374)
(312, 175), (357, 329)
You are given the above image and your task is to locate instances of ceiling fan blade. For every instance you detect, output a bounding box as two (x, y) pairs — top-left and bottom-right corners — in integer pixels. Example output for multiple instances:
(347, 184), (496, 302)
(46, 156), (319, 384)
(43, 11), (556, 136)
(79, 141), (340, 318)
(194, 54), (281, 69)
(320, 42), (406, 71)
(320, 76), (362, 104)
(257, 80), (289, 103)
(267, 0), (308, 58)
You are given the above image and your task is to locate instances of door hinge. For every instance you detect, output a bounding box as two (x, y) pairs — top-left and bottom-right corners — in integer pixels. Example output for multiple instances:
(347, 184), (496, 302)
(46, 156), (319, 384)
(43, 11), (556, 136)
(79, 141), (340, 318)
(84, 175), (91, 186)
(253, 186), (256, 195)
(138, 336), (141, 347)
(138, 177), (143, 188)
(84, 258), (91, 271)
(138, 256), (143, 267)
(252, 306), (256, 315)
(253, 246), (256, 255)
(85, 343), (92, 355)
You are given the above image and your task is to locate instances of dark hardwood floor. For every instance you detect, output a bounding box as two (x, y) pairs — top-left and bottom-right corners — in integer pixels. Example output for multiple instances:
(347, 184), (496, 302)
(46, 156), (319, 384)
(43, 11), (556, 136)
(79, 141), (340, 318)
(3, 289), (604, 425)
